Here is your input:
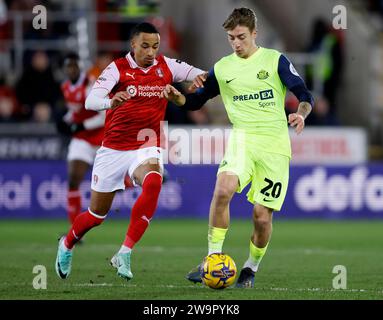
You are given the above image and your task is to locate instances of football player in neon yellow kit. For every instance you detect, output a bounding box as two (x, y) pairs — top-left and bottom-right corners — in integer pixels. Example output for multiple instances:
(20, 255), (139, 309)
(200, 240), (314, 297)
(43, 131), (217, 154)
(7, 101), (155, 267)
(162, 7), (313, 288)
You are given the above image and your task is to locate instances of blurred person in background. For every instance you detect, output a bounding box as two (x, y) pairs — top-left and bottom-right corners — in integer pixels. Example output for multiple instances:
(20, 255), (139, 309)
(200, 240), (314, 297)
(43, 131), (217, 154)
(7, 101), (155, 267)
(15, 50), (61, 121)
(0, 96), (16, 122)
(304, 94), (340, 126)
(87, 51), (114, 83)
(32, 101), (52, 123)
(163, 7), (313, 288)
(285, 92), (339, 127)
(305, 18), (344, 116)
(55, 22), (205, 282)
(0, 75), (21, 122)
(367, 0), (383, 16)
(57, 53), (105, 226)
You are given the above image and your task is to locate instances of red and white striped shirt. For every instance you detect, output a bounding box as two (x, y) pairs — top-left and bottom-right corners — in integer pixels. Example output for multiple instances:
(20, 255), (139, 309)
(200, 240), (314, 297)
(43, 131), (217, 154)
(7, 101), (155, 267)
(61, 73), (104, 146)
(89, 52), (204, 151)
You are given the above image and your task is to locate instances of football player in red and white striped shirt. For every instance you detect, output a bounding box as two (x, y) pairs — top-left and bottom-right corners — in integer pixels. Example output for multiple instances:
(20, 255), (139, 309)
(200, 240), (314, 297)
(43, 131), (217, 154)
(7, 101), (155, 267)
(60, 53), (105, 225)
(55, 22), (205, 281)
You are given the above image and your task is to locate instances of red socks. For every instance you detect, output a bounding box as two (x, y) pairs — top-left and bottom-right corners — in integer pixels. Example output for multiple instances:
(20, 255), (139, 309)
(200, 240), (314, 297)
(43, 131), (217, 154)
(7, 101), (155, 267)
(67, 189), (81, 225)
(64, 209), (105, 249)
(123, 172), (162, 248)
(64, 171), (162, 250)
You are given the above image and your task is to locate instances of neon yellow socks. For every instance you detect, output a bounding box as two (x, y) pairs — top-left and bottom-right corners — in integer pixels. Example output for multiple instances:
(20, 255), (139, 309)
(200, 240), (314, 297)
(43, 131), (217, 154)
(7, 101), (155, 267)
(207, 226), (228, 255)
(208, 227), (269, 272)
(243, 240), (269, 272)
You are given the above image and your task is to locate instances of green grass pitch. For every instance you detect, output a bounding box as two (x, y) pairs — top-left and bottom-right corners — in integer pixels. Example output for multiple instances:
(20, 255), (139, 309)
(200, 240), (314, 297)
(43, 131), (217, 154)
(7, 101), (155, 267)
(0, 219), (382, 300)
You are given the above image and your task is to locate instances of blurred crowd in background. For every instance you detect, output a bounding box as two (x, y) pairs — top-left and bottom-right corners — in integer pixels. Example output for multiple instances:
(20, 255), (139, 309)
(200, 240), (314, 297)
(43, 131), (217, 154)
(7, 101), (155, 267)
(0, 0), (382, 134)
(0, 0), (210, 125)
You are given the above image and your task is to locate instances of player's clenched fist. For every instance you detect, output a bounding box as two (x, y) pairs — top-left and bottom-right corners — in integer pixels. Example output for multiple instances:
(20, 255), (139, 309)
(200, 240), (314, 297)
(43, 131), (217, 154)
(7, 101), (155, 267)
(160, 84), (186, 106)
(111, 91), (131, 108)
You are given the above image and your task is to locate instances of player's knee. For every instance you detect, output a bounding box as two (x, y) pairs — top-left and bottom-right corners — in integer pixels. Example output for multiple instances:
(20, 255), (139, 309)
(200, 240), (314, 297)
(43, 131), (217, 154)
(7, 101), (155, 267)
(253, 207), (272, 231)
(213, 185), (235, 203)
(254, 205), (273, 218)
(254, 217), (271, 232)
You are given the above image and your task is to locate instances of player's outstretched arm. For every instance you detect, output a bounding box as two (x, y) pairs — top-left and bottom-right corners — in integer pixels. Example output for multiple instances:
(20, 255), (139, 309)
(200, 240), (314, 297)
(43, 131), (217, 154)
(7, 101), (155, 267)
(161, 84), (186, 106)
(288, 101), (312, 134)
(188, 72), (209, 92)
(161, 69), (219, 111)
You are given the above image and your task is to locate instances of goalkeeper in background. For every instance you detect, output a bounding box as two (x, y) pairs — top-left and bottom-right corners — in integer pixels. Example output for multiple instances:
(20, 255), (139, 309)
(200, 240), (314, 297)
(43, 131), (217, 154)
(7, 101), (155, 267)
(162, 7), (314, 288)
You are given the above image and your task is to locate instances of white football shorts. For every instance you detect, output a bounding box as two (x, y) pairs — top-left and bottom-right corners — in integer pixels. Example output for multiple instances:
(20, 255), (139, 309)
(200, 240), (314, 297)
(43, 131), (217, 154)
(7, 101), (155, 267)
(67, 138), (100, 165)
(91, 146), (164, 192)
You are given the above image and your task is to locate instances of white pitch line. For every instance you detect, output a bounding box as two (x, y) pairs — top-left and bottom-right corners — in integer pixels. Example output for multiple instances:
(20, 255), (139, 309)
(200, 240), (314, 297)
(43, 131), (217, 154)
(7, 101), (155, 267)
(249, 287), (383, 294)
(70, 283), (383, 294)
(3, 281), (382, 295)
(6, 245), (370, 257)
(73, 283), (200, 289)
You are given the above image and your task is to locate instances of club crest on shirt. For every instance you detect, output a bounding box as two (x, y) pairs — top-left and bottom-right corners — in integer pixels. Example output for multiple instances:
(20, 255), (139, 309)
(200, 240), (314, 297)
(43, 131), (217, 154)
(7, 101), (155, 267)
(156, 68), (164, 78)
(257, 70), (269, 80)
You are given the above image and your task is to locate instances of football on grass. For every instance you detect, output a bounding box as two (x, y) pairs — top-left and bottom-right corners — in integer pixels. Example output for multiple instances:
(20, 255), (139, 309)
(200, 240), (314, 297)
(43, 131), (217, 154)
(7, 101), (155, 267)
(200, 253), (237, 289)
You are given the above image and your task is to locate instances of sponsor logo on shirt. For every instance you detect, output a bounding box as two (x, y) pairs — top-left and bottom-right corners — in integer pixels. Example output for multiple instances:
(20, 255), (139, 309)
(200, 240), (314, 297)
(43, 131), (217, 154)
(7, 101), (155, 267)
(233, 89), (274, 102)
(96, 76), (106, 84)
(126, 85), (138, 97)
(125, 85), (166, 98)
